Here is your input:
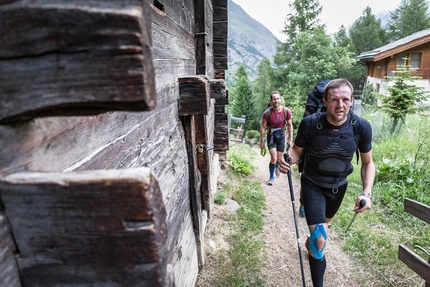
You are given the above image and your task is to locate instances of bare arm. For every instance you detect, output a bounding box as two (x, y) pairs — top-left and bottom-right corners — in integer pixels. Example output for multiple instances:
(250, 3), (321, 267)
(260, 120), (267, 149)
(356, 150), (375, 212)
(286, 119), (293, 148)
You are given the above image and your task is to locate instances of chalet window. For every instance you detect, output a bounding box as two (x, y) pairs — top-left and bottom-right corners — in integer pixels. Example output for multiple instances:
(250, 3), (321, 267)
(397, 52), (421, 69)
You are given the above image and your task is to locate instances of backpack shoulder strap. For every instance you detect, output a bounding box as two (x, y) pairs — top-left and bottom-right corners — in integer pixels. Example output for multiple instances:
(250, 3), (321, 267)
(283, 107), (290, 128)
(350, 113), (362, 164)
(266, 108), (272, 127)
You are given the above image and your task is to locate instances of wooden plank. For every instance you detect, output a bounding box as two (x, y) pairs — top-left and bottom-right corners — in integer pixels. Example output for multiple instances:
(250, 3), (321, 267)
(195, 100), (215, 217)
(213, 4), (227, 22)
(212, 0), (227, 6)
(214, 69), (225, 79)
(404, 198), (430, 224)
(230, 116), (246, 124)
(214, 112), (229, 152)
(0, 3), (156, 124)
(0, 168), (172, 287)
(213, 20), (227, 40)
(214, 56), (228, 71)
(194, 0), (207, 75)
(182, 116), (204, 267)
(151, 5), (195, 61)
(230, 129), (245, 136)
(214, 40), (227, 57)
(215, 104), (226, 113)
(152, 0), (194, 32)
(178, 76), (210, 116)
(0, 213), (20, 287)
(209, 79), (227, 99)
(398, 244), (430, 283)
(204, 0), (214, 79)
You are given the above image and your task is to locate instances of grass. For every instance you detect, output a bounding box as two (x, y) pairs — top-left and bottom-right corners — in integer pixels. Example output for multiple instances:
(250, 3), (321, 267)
(196, 143), (267, 287)
(330, 112), (430, 286)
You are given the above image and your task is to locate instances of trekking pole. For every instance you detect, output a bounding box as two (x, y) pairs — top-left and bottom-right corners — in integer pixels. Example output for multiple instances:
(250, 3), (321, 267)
(283, 151), (306, 287)
(345, 199), (366, 233)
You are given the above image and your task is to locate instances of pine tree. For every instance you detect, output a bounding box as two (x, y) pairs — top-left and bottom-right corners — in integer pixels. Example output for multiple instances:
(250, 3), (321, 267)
(252, 58), (275, 122)
(273, 0), (323, 91)
(377, 59), (429, 133)
(230, 65), (257, 131)
(349, 6), (387, 55)
(386, 0), (430, 41)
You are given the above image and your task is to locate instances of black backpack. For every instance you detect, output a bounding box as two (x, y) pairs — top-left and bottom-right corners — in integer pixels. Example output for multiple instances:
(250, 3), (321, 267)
(298, 80), (361, 173)
(303, 79), (331, 118)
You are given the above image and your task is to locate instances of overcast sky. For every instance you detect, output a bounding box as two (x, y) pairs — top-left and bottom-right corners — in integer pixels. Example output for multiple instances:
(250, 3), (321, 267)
(233, 0), (403, 41)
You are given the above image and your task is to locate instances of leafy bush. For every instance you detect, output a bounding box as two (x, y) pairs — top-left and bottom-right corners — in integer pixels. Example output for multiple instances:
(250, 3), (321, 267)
(214, 190), (227, 205)
(246, 130), (260, 141)
(361, 82), (377, 107)
(227, 143), (256, 176)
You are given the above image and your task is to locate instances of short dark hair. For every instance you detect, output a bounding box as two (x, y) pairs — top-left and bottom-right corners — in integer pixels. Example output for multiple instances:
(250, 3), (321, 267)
(270, 91), (281, 100)
(323, 79), (353, 100)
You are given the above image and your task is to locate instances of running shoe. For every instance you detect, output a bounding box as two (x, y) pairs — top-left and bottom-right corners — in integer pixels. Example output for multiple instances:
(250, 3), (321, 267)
(299, 205), (306, 217)
(275, 167), (280, 177)
(266, 178), (274, 186)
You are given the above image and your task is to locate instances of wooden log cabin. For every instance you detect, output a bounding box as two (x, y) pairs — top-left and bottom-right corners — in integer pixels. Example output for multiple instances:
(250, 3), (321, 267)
(0, 0), (229, 286)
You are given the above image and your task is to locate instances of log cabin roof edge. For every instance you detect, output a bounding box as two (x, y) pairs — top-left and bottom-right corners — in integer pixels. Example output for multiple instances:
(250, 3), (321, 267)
(357, 28), (430, 62)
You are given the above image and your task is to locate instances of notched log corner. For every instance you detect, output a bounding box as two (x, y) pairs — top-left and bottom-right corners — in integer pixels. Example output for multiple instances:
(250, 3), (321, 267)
(0, 2), (156, 124)
(0, 167), (170, 286)
(178, 76), (210, 116)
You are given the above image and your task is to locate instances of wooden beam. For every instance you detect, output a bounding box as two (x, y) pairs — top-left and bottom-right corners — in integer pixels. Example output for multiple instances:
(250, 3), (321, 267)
(0, 212), (20, 287)
(182, 116), (204, 267)
(0, 168), (172, 286)
(404, 198), (430, 224)
(0, 2), (156, 124)
(398, 244), (430, 284)
(178, 76), (210, 116)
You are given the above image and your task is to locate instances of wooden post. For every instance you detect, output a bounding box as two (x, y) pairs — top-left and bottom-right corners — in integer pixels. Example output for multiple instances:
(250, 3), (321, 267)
(398, 199), (430, 286)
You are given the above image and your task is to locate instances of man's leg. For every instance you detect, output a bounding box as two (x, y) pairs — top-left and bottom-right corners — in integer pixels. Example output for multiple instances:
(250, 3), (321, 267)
(307, 223), (327, 287)
(299, 184), (305, 217)
(274, 137), (286, 178)
(301, 177), (329, 287)
(267, 147), (277, 185)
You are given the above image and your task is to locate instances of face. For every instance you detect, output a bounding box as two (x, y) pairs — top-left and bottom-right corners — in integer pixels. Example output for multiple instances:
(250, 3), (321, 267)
(271, 93), (282, 108)
(322, 85), (353, 126)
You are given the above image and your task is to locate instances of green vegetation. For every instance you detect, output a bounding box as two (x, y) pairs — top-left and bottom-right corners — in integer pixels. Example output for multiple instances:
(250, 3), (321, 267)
(386, 0), (430, 41)
(331, 112), (430, 286)
(375, 60), (430, 133)
(197, 144), (267, 287)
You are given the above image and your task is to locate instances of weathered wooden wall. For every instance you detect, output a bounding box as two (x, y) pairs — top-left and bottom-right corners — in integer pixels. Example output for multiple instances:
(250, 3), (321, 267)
(0, 0), (229, 286)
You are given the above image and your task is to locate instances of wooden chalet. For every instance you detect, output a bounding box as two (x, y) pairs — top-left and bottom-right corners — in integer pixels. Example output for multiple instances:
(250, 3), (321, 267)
(0, 0), (229, 286)
(357, 28), (430, 99)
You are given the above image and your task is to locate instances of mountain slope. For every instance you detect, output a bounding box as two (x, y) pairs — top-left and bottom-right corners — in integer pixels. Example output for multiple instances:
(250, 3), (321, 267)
(227, 0), (280, 81)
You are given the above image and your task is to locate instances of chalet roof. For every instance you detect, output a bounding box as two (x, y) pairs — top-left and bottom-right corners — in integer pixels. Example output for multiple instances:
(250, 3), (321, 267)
(357, 28), (430, 62)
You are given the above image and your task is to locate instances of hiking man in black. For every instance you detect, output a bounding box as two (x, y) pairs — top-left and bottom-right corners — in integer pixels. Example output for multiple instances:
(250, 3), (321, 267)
(260, 91), (293, 186)
(279, 79), (375, 287)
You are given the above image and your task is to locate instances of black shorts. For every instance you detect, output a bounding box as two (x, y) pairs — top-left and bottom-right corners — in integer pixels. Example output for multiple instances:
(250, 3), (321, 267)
(266, 133), (286, 152)
(300, 175), (348, 226)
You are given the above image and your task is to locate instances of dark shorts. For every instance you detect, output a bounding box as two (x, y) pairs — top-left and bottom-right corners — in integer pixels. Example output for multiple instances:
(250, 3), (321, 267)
(301, 175), (348, 226)
(267, 133), (286, 152)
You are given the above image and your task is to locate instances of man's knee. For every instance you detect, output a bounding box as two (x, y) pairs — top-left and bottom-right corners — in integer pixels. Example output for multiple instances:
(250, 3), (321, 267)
(308, 224), (327, 260)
